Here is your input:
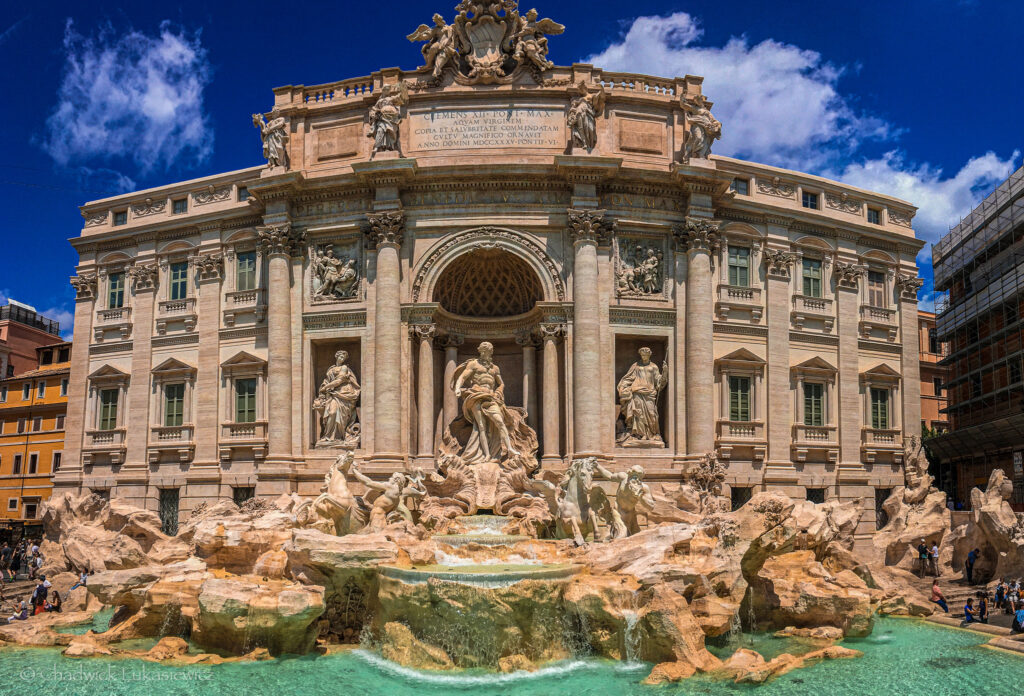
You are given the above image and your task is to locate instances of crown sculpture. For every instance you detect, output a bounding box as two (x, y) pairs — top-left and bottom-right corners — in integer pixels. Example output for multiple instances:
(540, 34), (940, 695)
(407, 1), (564, 84)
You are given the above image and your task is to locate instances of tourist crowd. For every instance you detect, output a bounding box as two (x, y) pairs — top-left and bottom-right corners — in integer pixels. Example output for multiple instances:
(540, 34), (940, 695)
(0, 540), (87, 623)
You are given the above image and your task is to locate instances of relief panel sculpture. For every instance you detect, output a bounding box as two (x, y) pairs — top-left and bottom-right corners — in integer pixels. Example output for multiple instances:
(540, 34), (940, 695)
(310, 241), (361, 302)
(615, 238), (666, 298)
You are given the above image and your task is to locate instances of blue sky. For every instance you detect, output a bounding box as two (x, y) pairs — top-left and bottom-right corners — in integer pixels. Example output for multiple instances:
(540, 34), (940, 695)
(1, 0), (1021, 337)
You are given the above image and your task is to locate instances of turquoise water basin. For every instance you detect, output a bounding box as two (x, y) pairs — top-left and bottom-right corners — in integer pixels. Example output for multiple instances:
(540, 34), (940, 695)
(379, 563), (580, 585)
(1, 619), (1023, 695)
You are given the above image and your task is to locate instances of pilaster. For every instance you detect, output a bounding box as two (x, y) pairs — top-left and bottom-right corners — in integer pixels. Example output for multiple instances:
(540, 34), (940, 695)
(835, 261), (867, 468)
(763, 249), (797, 468)
(191, 248), (224, 467)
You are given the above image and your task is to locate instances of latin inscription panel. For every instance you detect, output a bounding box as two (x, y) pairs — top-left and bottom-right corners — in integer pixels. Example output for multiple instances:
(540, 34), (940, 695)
(408, 107), (564, 151)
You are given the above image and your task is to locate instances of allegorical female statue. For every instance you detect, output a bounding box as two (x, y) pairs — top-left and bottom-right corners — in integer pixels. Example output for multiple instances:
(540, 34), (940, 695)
(314, 350), (361, 447)
(567, 81), (605, 152)
(616, 347), (668, 447)
(367, 82), (408, 156)
(252, 111), (289, 169)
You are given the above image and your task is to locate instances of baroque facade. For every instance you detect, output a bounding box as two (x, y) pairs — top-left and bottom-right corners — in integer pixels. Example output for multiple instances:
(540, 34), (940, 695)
(56, 2), (924, 541)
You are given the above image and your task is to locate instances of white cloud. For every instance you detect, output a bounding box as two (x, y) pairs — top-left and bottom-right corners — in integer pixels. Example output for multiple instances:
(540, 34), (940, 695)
(44, 20), (213, 175)
(828, 150), (1020, 247)
(40, 306), (75, 341)
(586, 13), (1020, 303)
(585, 12), (892, 171)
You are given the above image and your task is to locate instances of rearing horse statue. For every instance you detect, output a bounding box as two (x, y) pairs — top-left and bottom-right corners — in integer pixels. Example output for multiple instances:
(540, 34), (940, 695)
(528, 457), (604, 546)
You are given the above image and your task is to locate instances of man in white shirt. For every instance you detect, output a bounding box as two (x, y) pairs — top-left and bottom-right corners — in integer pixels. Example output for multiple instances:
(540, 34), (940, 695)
(930, 542), (940, 576)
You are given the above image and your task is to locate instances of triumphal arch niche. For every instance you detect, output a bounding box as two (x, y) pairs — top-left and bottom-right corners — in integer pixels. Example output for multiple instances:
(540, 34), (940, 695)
(65, 0), (924, 539)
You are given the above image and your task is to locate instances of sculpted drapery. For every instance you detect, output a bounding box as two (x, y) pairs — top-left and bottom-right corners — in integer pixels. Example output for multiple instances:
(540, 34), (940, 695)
(314, 350), (361, 446)
(616, 347), (668, 446)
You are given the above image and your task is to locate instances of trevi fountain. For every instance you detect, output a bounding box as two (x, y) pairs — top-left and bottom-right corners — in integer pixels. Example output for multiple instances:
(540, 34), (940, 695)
(10, 2), (1024, 695)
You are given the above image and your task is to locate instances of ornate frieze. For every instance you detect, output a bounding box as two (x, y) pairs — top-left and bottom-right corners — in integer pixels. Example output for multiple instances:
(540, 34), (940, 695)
(763, 249), (797, 279)
(70, 274), (98, 301)
(834, 261), (866, 290)
(608, 307), (675, 327)
(616, 237), (667, 298)
(567, 209), (615, 246)
(302, 310), (368, 332)
(365, 211), (405, 249)
(83, 211), (108, 227)
(824, 192), (863, 215)
(191, 253), (224, 282)
(310, 240), (361, 303)
(128, 263), (159, 292)
(888, 209), (913, 227)
(257, 223), (305, 257)
(895, 273), (924, 301)
(131, 198), (166, 217)
(756, 177), (796, 199)
(193, 185), (232, 206)
(672, 217), (720, 253)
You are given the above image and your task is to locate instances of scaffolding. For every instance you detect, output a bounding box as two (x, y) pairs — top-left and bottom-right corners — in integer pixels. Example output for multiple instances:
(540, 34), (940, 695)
(927, 165), (1024, 509)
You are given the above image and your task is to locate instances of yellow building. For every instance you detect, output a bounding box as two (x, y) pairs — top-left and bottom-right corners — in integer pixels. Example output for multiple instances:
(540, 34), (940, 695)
(0, 341), (71, 540)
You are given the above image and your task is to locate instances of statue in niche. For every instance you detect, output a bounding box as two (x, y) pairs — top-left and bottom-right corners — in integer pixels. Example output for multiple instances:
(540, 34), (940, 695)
(595, 463), (656, 538)
(313, 350), (361, 447)
(367, 82), (409, 156)
(252, 111), (289, 169)
(617, 243), (664, 296)
(312, 245), (359, 300)
(510, 8), (564, 73)
(407, 14), (463, 80)
(452, 341), (527, 464)
(567, 81), (605, 153)
(616, 347), (668, 447)
(681, 93), (722, 161)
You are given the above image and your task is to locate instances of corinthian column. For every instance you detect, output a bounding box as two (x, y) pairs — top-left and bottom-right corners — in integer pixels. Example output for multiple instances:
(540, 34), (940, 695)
(539, 323), (565, 465)
(258, 223), (303, 463)
(516, 329), (539, 430)
(367, 211), (405, 460)
(439, 333), (463, 428)
(568, 209), (614, 457)
(413, 324), (436, 459)
(676, 217), (719, 456)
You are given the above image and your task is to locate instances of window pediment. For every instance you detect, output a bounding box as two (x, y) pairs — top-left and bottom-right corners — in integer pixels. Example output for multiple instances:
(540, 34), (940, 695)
(221, 351), (267, 375)
(860, 363), (901, 384)
(792, 356), (837, 380)
(151, 357), (197, 379)
(88, 364), (130, 385)
(716, 348), (766, 375)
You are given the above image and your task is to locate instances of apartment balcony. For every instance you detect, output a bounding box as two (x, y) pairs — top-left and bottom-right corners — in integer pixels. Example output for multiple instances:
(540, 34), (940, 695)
(148, 425), (195, 463)
(715, 284), (763, 321)
(82, 428), (127, 465)
(715, 419), (766, 461)
(859, 305), (898, 341)
(861, 427), (904, 463)
(791, 295), (834, 331)
(93, 307), (132, 342)
(156, 298), (197, 334)
(219, 421), (269, 462)
(791, 424), (839, 462)
(223, 289), (267, 327)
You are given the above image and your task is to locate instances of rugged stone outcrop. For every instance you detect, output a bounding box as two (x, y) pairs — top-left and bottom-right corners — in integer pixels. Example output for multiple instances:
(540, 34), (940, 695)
(380, 622), (454, 670)
(194, 578), (325, 656)
(948, 469), (1024, 583)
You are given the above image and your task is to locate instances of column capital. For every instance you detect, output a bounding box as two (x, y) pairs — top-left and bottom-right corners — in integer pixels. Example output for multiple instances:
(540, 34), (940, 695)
(567, 208), (615, 247)
(70, 274), (98, 301)
(763, 248), (798, 279)
(190, 252), (225, 283)
(435, 331), (464, 350)
(515, 328), (541, 347)
(257, 223), (305, 257)
(366, 211), (405, 249)
(672, 216), (720, 253)
(128, 263), (159, 293)
(895, 273), (924, 302)
(538, 322), (566, 342)
(410, 323), (437, 342)
(834, 261), (866, 290)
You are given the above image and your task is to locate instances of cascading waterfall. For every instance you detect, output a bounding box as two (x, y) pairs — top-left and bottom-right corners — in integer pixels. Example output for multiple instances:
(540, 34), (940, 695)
(621, 610), (641, 663)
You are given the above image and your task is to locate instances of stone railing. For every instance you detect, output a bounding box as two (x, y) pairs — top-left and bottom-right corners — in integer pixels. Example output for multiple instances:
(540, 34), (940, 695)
(86, 429), (126, 447)
(223, 289), (267, 326)
(95, 307), (132, 325)
(301, 77), (375, 105)
(716, 420), (765, 440)
(157, 297), (197, 333)
(221, 421), (268, 441)
(862, 427), (901, 446)
(793, 424), (837, 444)
(791, 295), (834, 331)
(715, 284), (763, 320)
(859, 305), (898, 340)
(151, 425), (194, 443)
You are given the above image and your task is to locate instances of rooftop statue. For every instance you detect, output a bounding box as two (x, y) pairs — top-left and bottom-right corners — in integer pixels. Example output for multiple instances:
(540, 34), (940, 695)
(682, 93), (722, 161)
(567, 81), (605, 153)
(510, 8), (564, 73)
(367, 81), (409, 156)
(252, 111), (289, 169)
(407, 15), (462, 81)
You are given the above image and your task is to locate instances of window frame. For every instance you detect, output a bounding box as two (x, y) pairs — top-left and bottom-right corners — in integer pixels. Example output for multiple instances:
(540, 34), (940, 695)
(801, 191), (819, 210)
(37, 380), (45, 398)
(108, 271), (125, 309)
(803, 382), (825, 427)
(870, 387), (890, 430)
(98, 388), (120, 431)
(730, 178), (750, 196)
(728, 375), (752, 422)
(867, 208), (881, 225)
(12, 454), (21, 475)
(163, 383), (186, 428)
(27, 453), (37, 475)
(236, 250), (258, 292)
(52, 451), (62, 473)
(727, 245), (751, 288)
(867, 270), (887, 308)
(168, 261), (189, 301)
(171, 198), (188, 215)
(112, 210), (128, 226)
(802, 258), (823, 298)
